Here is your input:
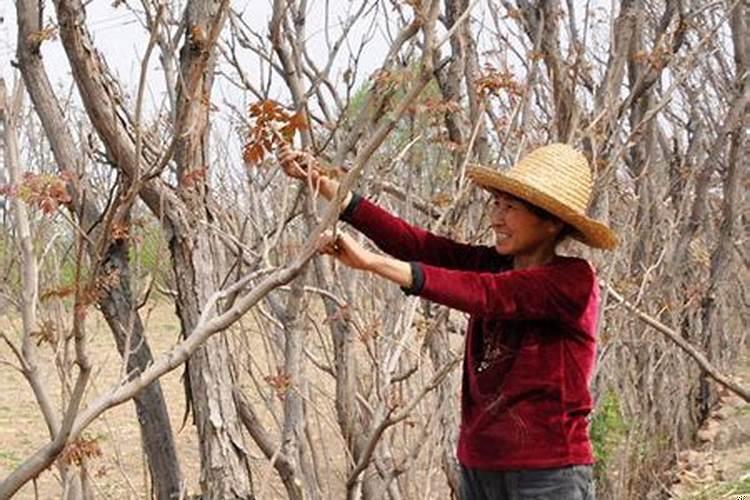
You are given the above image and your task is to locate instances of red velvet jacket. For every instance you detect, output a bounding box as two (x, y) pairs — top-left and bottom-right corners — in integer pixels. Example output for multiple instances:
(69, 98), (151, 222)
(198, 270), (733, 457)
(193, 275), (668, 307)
(342, 194), (598, 470)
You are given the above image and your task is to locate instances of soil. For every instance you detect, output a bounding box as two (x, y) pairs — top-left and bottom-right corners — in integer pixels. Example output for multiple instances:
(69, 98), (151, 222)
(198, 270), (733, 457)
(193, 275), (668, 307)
(0, 302), (203, 499)
(668, 350), (750, 499)
(2, 300), (747, 500)
(0, 299), (455, 499)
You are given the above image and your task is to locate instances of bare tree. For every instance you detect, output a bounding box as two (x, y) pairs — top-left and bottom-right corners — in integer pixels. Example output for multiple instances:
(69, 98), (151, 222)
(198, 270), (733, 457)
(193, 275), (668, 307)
(13, 1), (183, 497)
(2, 0), (748, 499)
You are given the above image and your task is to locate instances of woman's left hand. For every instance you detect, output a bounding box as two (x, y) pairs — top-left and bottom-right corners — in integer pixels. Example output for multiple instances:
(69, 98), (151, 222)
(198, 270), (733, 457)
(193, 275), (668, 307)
(318, 230), (375, 271)
(318, 230), (414, 288)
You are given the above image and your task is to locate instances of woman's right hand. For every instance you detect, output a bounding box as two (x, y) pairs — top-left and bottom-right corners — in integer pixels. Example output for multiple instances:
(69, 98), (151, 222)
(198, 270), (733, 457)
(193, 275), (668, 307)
(277, 145), (321, 182)
(277, 145), (345, 203)
(318, 230), (375, 271)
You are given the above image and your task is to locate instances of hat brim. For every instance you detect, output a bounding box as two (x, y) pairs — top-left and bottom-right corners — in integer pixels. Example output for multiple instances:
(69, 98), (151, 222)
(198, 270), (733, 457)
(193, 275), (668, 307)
(467, 166), (618, 250)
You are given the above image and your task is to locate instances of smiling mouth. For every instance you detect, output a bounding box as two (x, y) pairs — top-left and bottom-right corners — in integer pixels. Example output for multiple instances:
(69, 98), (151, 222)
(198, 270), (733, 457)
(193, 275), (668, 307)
(495, 231), (511, 241)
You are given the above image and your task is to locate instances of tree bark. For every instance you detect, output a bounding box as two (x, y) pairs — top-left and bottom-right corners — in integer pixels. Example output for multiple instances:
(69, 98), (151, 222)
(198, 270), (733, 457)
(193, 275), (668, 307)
(99, 242), (183, 499)
(170, 1), (254, 497)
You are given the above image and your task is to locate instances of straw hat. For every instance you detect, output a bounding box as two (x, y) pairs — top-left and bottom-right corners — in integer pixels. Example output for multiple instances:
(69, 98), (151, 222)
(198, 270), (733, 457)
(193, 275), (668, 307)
(467, 143), (618, 249)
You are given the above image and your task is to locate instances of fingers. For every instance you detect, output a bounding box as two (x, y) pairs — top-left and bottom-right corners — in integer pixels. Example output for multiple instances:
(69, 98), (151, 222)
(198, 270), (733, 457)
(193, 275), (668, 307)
(278, 149), (305, 178)
(277, 146), (320, 181)
(278, 145), (298, 164)
(316, 230), (371, 271)
(278, 146), (302, 174)
(317, 230), (341, 255)
(297, 151), (318, 170)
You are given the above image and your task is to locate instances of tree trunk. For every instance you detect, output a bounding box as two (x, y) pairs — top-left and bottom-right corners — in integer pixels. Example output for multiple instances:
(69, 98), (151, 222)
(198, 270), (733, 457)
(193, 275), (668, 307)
(99, 242), (183, 499)
(170, 229), (254, 499)
(169, 1), (254, 497)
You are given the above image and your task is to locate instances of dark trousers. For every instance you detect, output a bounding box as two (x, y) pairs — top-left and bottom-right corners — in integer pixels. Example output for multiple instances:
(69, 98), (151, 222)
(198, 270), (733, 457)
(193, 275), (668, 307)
(459, 464), (595, 500)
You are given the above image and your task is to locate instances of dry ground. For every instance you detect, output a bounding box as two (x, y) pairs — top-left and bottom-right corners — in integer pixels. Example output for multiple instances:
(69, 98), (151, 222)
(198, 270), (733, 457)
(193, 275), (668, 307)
(3, 298), (748, 500)
(0, 298), (458, 499)
(0, 301), (205, 499)
(669, 350), (750, 499)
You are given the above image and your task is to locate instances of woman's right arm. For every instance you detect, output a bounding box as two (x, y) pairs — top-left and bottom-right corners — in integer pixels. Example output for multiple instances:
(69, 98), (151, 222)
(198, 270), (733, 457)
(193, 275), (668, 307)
(340, 194), (501, 270)
(278, 147), (501, 270)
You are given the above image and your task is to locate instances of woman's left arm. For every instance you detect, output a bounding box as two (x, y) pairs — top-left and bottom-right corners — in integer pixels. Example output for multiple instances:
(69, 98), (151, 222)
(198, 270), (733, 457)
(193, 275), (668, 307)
(407, 260), (597, 321)
(319, 231), (415, 288)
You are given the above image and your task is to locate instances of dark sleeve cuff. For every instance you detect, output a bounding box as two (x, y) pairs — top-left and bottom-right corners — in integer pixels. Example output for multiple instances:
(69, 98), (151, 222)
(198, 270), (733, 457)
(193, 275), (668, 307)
(339, 192), (363, 222)
(401, 262), (425, 296)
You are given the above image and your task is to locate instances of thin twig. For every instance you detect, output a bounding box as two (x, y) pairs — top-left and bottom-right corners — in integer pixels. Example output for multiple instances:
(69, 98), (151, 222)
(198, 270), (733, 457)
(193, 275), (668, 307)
(606, 283), (750, 402)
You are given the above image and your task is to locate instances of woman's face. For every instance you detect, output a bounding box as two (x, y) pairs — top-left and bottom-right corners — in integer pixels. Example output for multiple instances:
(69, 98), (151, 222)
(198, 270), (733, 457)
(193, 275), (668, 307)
(489, 192), (562, 257)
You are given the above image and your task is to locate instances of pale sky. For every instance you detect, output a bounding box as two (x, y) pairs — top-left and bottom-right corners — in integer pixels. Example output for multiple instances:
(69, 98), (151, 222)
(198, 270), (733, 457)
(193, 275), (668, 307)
(0, 0), (617, 108)
(0, 1), (398, 109)
(0, 0), (623, 166)
(0, 0), (405, 174)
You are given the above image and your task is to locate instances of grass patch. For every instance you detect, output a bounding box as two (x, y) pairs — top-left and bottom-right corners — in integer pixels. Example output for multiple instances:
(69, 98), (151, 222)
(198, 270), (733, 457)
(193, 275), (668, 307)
(0, 449), (21, 468)
(681, 475), (750, 499)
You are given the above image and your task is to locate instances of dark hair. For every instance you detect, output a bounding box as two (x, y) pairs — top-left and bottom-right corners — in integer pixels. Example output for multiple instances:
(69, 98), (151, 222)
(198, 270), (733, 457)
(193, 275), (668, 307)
(519, 199), (555, 220)
(491, 190), (574, 241)
(513, 197), (575, 241)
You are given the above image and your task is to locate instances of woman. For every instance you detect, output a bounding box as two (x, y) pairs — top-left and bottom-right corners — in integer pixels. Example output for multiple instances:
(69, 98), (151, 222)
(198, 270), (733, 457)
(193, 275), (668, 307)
(279, 143), (617, 500)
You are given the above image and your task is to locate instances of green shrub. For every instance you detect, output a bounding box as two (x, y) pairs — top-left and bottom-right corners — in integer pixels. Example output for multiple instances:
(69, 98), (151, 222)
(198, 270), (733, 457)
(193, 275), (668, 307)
(130, 222), (173, 292)
(591, 389), (628, 477)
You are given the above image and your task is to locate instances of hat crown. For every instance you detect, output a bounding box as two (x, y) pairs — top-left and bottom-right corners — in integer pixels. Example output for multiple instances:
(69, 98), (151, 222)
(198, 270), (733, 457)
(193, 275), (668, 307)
(506, 143), (592, 214)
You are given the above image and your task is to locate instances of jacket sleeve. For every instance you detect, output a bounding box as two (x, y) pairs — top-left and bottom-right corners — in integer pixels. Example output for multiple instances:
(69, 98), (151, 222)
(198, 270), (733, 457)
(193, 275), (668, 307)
(403, 258), (598, 323)
(341, 194), (506, 271)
